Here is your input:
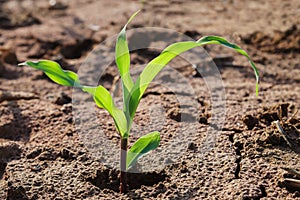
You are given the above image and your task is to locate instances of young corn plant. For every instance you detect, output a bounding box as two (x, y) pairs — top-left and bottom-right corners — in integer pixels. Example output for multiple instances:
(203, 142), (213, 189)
(19, 11), (259, 193)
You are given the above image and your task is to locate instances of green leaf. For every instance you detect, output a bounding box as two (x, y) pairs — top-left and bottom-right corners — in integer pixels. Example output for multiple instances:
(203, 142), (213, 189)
(19, 60), (80, 87)
(128, 36), (259, 118)
(115, 10), (140, 133)
(20, 60), (128, 138)
(126, 131), (160, 169)
(115, 11), (140, 104)
(115, 10), (140, 78)
(81, 86), (128, 137)
(197, 36), (259, 95)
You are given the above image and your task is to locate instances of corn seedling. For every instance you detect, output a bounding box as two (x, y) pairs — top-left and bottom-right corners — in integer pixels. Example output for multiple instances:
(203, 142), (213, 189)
(19, 11), (259, 193)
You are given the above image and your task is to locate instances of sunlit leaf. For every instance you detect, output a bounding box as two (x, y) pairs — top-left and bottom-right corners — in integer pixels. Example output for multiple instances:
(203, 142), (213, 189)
(128, 36), (259, 118)
(82, 86), (128, 137)
(197, 36), (259, 95)
(20, 60), (128, 137)
(126, 131), (160, 169)
(115, 10), (140, 116)
(19, 60), (80, 87)
(115, 10), (140, 78)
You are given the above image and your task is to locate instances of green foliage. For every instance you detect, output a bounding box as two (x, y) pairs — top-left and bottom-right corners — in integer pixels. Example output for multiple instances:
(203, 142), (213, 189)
(19, 60), (80, 87)
(20, 11), (259, 170)
(19, 61), (128, 137)
(128, 38), (259, 119)
(115, 11), (139, 117)
(126, 131), (160, 169)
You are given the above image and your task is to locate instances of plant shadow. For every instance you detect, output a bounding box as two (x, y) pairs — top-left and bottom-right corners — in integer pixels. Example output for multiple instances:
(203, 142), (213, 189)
(87, 167), (168, 193)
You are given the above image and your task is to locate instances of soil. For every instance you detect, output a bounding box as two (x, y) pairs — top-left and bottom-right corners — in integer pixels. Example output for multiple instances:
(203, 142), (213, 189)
(1, 0), (300, 199)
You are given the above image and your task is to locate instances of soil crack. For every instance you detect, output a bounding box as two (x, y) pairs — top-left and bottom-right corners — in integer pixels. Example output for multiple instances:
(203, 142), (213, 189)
(234, 149), (242, 179)
(259, 185), (267, 198)
(228, 133), (243, 179)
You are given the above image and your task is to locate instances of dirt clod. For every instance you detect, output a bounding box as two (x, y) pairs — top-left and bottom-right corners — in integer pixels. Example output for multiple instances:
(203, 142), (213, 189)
(59, 148), (76, 160)
(242, 114), (259, 130)
(167, 107), (181, 122)
(54, 92), (72, 105)
(259, 103), (290, 125)
(243, 25), (300, 53)
(26, 148), (42, 159)
(0, 142), (22, 162)
(0, 12), (40, 29)
(60, 39), (94, 59)
(37, 148), (58, 161)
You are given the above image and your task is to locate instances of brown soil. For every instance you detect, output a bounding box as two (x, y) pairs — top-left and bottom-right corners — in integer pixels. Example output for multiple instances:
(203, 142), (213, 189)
(1, 0), (300, 199)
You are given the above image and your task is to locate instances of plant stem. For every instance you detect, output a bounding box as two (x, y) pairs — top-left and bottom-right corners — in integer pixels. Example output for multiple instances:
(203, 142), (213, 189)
(120, 137), (128, 193)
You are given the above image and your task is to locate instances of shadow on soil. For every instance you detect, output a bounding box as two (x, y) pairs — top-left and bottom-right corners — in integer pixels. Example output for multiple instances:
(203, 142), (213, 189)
(87, 168), (168, 192)
(0, 101), (31, 141)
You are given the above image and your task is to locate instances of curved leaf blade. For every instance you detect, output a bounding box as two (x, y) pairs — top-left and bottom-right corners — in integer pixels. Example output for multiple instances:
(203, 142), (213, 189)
(126, 131), (160, 169)
(20, 60), (128, 137)
(197, 36), (259, 95)
(128, 36), (259, 118)
(19, 60), (80, 87)
(81, 86), (128, 137)
(115, 11), (140, 121)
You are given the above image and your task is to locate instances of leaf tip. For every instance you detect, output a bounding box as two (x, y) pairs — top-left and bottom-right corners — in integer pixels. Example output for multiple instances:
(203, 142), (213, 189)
(126, 10), (141, 26)
(18, 61), (29, 66)
(18, 60), (39, 67)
